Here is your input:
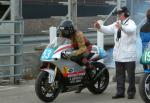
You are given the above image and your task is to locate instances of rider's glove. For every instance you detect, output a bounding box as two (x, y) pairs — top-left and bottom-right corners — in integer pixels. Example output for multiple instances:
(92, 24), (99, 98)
(61, 51), (73, 59)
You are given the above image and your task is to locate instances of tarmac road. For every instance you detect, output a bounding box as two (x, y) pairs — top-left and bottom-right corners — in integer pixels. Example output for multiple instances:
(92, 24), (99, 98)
(0, 80), (144, 103)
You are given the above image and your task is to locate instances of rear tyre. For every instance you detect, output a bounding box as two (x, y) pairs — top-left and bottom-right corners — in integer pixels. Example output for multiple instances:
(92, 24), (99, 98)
(87, 62), (109, 94)
(35, 71), (62, 102)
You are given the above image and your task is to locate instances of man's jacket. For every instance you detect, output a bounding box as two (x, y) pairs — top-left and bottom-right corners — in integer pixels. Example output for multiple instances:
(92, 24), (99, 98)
(99, 18), (137, 62)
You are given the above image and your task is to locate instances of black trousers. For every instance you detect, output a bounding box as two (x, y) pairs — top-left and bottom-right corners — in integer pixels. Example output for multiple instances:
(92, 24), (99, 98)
(70, 54), (84, 65)
(115, 61), (136, 96)
(70, 53), (91, 65)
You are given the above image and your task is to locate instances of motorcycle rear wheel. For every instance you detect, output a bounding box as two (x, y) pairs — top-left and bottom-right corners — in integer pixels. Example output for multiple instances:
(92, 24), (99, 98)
(139, 73), (150, 103)
(87, 62), (109, 94)
(35, 71), (61, 102)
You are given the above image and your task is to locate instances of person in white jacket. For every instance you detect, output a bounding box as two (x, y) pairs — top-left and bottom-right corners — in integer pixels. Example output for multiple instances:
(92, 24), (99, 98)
(94, 7), (137, 99)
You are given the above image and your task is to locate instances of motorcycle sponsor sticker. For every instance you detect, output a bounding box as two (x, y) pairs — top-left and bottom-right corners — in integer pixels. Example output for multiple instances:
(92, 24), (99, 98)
(69, 76), (83, 83)
(62, 66), (85, 77)
(68, 72), (85, 77)
(68, 68), (74, 73)
(62, 66), (74, 75)
(62, 66), (69, 74)
(66, 70), (85, 77)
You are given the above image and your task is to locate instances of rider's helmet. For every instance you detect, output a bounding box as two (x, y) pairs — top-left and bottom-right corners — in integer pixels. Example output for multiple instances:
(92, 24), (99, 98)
(58, 20), (76, 38)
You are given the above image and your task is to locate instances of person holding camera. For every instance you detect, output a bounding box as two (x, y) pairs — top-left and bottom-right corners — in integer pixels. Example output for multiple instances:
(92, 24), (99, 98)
(94, 7), (137, 99)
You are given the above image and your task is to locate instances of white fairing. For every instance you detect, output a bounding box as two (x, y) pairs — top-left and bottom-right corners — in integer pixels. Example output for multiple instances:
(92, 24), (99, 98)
(41, 37), (73, 61)
(52, 44), (73, 59)
(41, 37), (106, 62)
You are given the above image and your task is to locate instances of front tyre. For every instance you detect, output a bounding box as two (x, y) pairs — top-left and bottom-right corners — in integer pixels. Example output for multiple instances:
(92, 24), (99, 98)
(139, 73), (150, 103)
(35, 71), (61, 102)
(87, 62), (109, 94)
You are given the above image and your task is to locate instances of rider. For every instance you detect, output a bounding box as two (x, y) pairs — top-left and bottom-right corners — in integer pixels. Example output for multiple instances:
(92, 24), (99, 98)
(140, 9), (150, 69)
(140, 9), (150, 51)
(58, 20), (92, 93)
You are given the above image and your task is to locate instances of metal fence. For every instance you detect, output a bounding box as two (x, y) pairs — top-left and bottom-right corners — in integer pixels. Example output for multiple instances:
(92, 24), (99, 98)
(0, 20), (24, 84)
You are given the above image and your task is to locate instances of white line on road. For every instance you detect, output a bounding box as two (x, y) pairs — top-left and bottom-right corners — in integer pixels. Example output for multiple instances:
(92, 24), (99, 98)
(0, 86), (5, 87)
(0, 86), (17, 91)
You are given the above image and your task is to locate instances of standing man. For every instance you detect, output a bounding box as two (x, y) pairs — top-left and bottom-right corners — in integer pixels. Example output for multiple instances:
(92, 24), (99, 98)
(94, 7), (137, 99)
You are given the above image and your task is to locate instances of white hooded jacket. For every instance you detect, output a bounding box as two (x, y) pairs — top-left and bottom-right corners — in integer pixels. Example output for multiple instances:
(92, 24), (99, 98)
(99, 18), (137, 62)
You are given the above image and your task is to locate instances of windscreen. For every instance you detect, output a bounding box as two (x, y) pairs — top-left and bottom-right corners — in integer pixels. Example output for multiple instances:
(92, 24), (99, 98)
(47, 37), (71, 48)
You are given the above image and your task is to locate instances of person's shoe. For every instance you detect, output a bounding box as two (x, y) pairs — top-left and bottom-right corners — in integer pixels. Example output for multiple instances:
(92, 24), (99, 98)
(128, 95), (134, 99)
(112, 94), (125, 99)
(75, 87), (84, 93)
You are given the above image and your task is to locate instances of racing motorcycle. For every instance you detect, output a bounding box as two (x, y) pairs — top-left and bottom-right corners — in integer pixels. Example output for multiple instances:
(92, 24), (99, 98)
(139, 43), (150, 103)
(35, 37), (109, 102)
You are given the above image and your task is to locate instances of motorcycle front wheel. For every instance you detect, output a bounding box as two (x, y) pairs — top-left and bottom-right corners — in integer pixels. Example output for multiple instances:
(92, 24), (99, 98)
(87, 62), (109, 94)
(139, 73), (150, 103)
(35, 71), (62, 102)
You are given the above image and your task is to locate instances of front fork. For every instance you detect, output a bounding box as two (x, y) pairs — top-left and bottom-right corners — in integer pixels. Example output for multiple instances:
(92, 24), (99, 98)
(42, 63), (58, 83)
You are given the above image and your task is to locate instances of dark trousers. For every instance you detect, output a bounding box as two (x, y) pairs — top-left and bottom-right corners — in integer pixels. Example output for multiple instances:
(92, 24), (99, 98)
(70, 54), (84, 65)
(70, 53), (91, 65)
(115, 61), (136, 96)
